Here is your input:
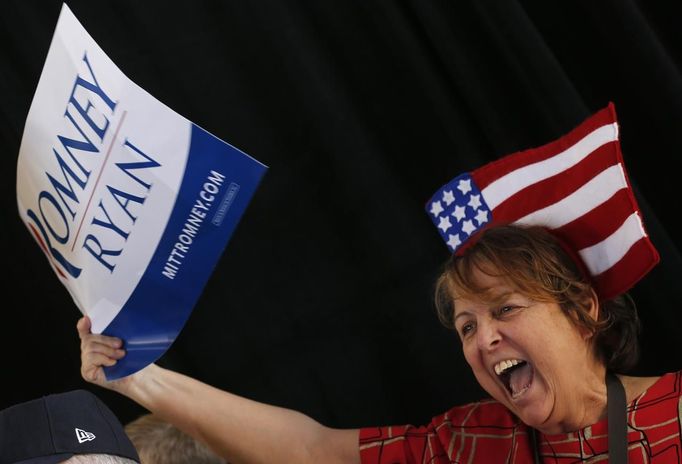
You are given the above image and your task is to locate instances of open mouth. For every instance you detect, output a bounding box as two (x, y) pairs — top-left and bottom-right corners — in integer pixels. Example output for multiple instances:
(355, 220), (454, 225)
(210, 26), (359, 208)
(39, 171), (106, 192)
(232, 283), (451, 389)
(494, 359), (534, 400)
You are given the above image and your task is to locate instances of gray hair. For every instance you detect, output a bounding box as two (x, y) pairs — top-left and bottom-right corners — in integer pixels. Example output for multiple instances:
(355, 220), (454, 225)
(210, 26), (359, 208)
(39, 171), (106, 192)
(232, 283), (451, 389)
(124, 413), (226, 464)
(63, 455), (139, 464)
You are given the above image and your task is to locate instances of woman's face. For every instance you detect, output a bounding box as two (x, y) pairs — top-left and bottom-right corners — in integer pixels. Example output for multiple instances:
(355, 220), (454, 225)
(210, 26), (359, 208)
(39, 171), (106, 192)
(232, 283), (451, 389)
(453, 266), (598, 432)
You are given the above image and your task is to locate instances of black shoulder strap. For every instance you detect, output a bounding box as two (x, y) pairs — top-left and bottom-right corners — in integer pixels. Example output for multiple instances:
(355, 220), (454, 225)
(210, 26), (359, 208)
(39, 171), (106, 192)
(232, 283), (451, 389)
(530, 426), (541, 463)
(606, 371), (628, 463)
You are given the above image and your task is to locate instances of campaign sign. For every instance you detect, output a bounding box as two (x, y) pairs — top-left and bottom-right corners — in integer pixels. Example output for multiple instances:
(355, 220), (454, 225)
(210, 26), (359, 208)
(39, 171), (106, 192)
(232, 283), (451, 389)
(16, 4), (267, 379)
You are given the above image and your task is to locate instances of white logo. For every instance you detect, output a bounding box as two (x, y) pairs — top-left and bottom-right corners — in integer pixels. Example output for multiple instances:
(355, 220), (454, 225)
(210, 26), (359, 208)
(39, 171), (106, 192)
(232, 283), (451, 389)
(75, 428), (96, 444)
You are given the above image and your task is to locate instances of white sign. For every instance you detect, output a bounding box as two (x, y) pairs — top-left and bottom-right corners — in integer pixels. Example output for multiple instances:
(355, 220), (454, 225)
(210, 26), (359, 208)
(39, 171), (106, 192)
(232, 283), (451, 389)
(16, 4), (267, 378)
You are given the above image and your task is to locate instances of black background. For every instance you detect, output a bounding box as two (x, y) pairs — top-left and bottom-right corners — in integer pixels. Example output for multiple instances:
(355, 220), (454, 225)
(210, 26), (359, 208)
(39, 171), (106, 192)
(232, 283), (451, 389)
(1, 0), (681, 429)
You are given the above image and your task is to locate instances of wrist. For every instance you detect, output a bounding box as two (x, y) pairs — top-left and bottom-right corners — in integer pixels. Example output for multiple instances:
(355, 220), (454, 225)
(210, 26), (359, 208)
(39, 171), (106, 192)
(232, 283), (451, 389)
(112, 363), (163, 402)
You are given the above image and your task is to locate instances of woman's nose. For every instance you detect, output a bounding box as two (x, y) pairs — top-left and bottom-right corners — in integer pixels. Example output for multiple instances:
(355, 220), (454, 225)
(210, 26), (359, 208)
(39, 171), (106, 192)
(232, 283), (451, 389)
(476, 320), (501, 351)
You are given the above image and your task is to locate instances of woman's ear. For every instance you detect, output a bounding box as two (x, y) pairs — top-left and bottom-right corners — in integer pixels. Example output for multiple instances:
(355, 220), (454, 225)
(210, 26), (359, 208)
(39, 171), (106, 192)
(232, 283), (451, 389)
(586, 288), (599, 322)
(580, 288), (600, 340)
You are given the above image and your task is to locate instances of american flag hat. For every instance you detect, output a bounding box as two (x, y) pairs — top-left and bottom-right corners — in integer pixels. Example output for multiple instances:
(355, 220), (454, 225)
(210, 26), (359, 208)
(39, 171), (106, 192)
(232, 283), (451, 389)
(426, 103), (659, 300)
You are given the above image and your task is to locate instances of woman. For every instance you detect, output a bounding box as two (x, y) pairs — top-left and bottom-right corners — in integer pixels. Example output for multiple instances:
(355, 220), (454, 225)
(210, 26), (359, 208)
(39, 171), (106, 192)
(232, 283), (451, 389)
(78, 224), (681, 463)
(78, 105), (681, 463)
(362, 224), (678, 463)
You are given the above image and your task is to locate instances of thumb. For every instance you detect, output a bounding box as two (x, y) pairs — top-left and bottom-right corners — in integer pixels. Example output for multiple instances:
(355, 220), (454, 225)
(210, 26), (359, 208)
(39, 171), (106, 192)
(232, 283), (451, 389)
(76, 315), (92, 338)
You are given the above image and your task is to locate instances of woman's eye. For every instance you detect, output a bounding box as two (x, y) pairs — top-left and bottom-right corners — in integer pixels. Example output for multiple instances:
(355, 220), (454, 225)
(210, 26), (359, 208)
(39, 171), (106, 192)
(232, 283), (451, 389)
(498, 305), (517, 316)
(461, 322), (474, 336)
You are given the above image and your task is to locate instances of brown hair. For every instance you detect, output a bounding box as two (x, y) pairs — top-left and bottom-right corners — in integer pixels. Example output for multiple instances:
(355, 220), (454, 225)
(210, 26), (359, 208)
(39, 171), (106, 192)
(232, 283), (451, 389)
(124, 414), (226, 464)
(435, 225), (640, 372)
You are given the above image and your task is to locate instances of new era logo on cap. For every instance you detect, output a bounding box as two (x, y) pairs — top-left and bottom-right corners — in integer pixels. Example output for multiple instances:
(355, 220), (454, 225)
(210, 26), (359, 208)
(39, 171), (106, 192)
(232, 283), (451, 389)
(0, 389), (139, 463)
(75, 428), (96, 444)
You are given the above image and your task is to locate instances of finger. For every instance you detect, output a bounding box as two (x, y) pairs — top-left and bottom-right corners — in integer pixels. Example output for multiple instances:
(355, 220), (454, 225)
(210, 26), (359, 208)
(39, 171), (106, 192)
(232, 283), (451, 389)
(97, 355), (118, 367)
(76, 316), (91, 337)
(87, 343), (125, 359)
(82, 351), (119, 371)
(81, 364), (108, 383)
(81, 336), (125, 359)
(77, 316), (122, 346)
(81, 364), (99, 383)
(81, 333), (123, 351)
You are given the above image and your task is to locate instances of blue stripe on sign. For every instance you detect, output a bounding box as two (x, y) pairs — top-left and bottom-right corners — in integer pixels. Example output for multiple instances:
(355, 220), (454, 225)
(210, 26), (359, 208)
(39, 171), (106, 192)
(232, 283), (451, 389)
(102, 123), (267, 379)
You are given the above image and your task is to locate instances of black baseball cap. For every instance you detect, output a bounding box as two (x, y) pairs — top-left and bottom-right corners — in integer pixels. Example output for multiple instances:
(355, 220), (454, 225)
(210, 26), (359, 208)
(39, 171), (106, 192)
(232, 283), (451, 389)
(0, 389), (139, 464)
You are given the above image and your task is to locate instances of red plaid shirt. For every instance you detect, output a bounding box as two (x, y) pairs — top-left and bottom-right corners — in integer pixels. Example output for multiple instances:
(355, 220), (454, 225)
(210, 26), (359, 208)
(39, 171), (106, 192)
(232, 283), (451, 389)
(359, 371), (682, 463)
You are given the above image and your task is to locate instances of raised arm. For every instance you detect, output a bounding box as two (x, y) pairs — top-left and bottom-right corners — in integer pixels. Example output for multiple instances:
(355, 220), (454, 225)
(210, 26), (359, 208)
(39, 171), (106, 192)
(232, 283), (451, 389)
(77, 316), (360, 464)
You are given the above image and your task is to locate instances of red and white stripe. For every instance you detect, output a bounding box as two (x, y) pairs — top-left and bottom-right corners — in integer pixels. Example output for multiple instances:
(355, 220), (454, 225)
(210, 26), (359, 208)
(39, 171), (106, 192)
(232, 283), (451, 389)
(470, 103), (658, 299)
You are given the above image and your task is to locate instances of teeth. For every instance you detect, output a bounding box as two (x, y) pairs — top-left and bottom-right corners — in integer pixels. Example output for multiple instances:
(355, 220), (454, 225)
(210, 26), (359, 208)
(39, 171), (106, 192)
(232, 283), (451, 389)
(494, 359), (522, 375)
(512, 383), (532, 399)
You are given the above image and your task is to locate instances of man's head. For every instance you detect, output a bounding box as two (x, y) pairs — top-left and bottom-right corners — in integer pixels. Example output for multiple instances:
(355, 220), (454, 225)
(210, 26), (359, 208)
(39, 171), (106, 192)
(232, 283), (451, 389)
(62, 456), (137, 464)
(124, 413), (225, 464)
(0, 389), (139, 464)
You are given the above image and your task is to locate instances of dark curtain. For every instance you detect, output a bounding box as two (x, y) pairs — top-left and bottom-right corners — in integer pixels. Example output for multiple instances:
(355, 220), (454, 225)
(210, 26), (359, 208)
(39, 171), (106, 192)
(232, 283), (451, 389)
(1, 0), (680, 428)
